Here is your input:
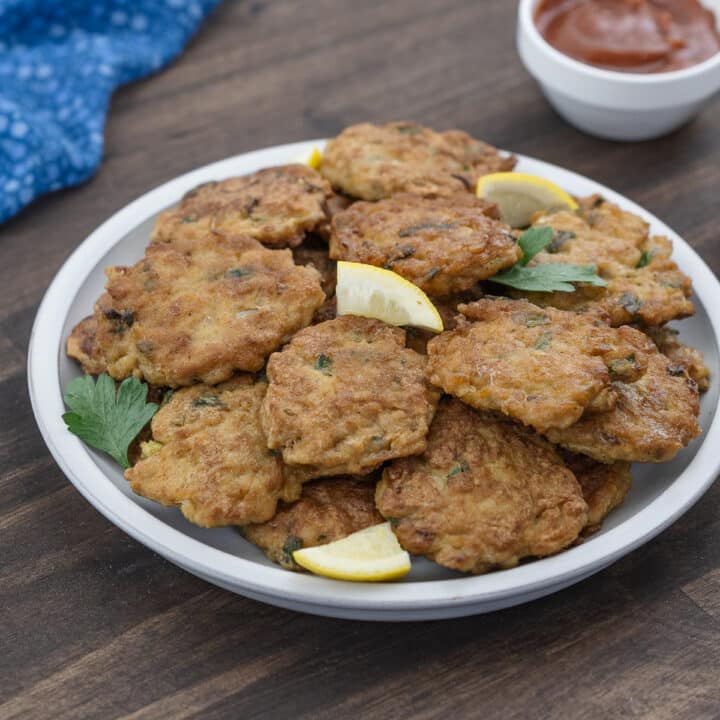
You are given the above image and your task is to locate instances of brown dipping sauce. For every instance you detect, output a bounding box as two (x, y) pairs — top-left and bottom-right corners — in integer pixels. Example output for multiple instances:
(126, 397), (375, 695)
(535, 0), (720, 73)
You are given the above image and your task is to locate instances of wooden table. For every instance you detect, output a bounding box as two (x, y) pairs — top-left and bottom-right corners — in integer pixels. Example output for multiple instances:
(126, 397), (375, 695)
(2, 1), (720, 717)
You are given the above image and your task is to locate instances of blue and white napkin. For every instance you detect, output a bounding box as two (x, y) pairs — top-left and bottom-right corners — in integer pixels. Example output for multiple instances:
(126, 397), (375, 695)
(0, 0), (222, 223)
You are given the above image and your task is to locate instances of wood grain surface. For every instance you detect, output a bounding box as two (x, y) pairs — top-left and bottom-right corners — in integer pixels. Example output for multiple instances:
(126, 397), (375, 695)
(2, 1), (720, 717)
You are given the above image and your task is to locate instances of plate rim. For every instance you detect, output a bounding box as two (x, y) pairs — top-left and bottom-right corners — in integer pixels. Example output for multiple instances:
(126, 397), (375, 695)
(28, 139), (720, 616)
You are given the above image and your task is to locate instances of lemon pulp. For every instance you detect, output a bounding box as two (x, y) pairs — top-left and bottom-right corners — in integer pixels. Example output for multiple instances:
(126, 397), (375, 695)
(296, 146), (323, 169)
(477, 172), (578, 228)
(293, 522), (411, 582)
(336, 261), (443, 332)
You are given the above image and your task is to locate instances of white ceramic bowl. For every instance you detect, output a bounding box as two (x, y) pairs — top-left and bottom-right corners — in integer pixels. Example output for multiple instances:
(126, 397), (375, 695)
(28, 141), (720, 621)
(517, 0), (720, 141)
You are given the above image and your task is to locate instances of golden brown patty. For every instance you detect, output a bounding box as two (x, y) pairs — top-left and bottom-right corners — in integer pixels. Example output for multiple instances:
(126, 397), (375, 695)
(376, 398), (588, 574)
(261, 315), (439, 479)
(512, 198), (694, 326)
(125, 376), (290, 527)
(531, 204), (646, 270)
(66, 315), (107, 375)
(546, 352), (701, 463)
(329, 193), (520, 295)
(94, 233), (325, 387)
(426, 297), (654, 433)
(562, 452), (632, 534)
(576, 194), (651, 246)
(241, 475), (383, 571)
(519, 264), (694, 328)
(644, 325), (710, 392)
(151, 164), (334, 248)
(320, 121), (515, 200)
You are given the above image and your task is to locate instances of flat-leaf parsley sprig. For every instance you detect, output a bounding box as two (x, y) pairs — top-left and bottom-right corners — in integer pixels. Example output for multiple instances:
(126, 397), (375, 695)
(490, 226), (607, 293)
(62, 374), (159, 469)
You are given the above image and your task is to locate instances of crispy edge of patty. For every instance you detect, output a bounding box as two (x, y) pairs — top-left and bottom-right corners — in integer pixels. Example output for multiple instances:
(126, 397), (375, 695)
(644, 325), (710, 392)
(66, 315), (107, 375)
(320, 121), (516, 200)
(562, 452), (632, 535)
(425, 297), (653, 433)
(151, 164), (335, 248)
(329, 192), (520, 295)
(125, 375), (288, 527)
(546, 351), (701, 463)
(511, 198), (694, 326)
(261, 315), (439, 477)
(95, 232), (325, 386)
(375, 398), (588, 574)
(241, 475), (383, 571)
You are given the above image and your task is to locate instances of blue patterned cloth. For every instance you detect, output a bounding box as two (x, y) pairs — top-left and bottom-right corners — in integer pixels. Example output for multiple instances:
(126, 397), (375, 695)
(0, 0), (222, 223)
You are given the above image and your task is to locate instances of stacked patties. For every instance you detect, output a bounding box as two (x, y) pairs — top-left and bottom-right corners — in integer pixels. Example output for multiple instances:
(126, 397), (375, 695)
(66, 122), (706, 575)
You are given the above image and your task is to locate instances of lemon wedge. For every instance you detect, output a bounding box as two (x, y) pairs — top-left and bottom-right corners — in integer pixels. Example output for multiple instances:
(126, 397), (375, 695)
(477, 172), (578, 228)
(336, 261), (443, 332)
(296, 146), (323, 170)
(293, 522), (411, 582)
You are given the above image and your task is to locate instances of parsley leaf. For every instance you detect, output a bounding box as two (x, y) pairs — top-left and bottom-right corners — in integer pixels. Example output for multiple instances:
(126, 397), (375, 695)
(447, 461), (469, 478)
(517, 226), (553, 266)
(62, 374), (159, 469)
(491, 227), (608, 293)
(315, 353), (333, 375)
(491, 263), (607, 292)
(636, 251), (652, 268)
(282, 535), (304, 565)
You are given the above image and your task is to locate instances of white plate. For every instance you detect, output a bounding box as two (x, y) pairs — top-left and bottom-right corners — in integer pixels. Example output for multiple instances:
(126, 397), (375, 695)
(28, 140), (720, 621)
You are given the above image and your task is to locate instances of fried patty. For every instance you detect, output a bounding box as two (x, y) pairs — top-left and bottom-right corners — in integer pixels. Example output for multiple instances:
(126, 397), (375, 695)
(329, 193), (520, 295)
(644, 325), (710, 392)
(151, 165), (334, 248)
(531, 205), (646, 270)
(241, 475), (383, 570)
(261, 315), (439, 479)
(94, 233), (325, 387)
(546, 352), (701, 463)
(576, 194), (651, 246)
(562, 452), (632, 534)
(513, 199), (694, 326)
(426, 297), (654, 433)
(320, 122), (516, 200)
(376, 398), (588, 574)
(125, 376), (291, 527)
(66, 315), (107, 375)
